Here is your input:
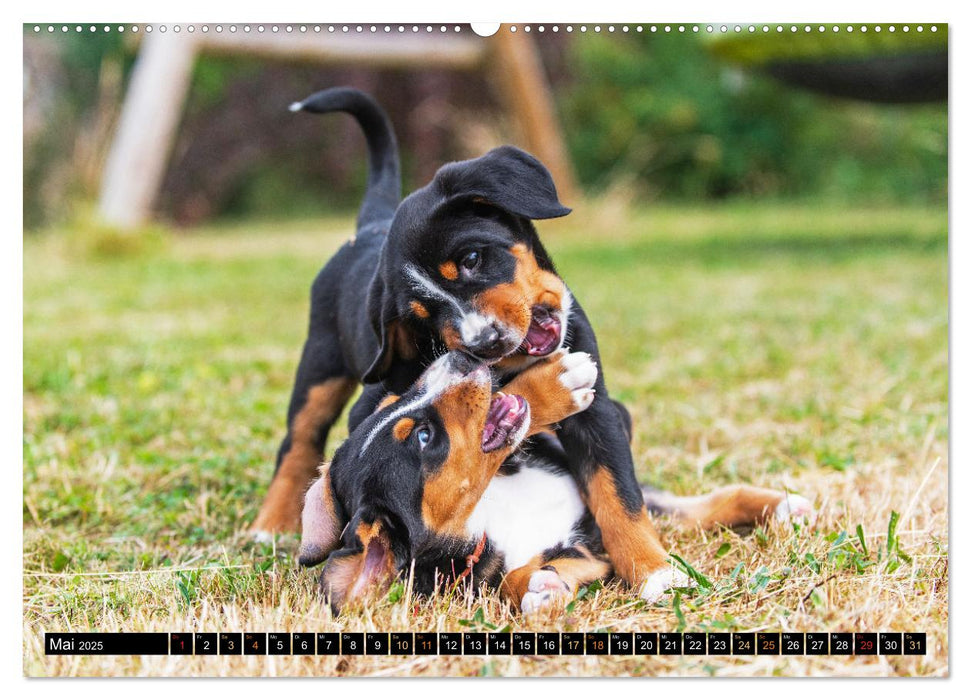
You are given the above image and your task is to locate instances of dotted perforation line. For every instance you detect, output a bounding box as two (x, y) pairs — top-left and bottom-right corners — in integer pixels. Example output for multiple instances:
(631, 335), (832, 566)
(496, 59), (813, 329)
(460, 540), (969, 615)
(30, 24), (468, 34)
(508, 24), (938, 34)
(30, 24), (942, 35)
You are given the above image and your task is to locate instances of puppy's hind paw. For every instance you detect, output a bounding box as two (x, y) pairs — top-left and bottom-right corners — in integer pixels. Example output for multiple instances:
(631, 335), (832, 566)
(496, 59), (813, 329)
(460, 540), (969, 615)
(521, 569), (572, 614)
(774, 494), (815, 523)
(639, 566), (694, 604)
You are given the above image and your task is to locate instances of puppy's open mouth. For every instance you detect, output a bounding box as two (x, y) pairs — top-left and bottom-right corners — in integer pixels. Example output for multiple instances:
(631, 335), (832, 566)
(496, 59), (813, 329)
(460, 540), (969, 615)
(517, 305), (562, 356)
(481, 392), (528, 452)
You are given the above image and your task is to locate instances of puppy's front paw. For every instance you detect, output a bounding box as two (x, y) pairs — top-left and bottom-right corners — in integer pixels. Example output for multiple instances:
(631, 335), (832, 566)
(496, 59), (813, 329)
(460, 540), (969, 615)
(557, 350), (597, 412)
(639, 566), (694, 604)
(520, 568), (572, 614)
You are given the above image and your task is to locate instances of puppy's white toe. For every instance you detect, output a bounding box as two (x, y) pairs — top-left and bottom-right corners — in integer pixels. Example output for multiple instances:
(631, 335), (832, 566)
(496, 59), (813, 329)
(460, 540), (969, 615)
(774, 494), (814, 522)
(521, 569), (571, 613)
(559, 352), (598, 391)
(639, 566), (694, 604)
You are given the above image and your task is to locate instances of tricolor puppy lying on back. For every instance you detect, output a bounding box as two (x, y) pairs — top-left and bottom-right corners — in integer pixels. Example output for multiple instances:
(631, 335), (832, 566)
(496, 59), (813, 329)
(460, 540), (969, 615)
(297, 349), (607, 612)
(298, 347), (814, 613)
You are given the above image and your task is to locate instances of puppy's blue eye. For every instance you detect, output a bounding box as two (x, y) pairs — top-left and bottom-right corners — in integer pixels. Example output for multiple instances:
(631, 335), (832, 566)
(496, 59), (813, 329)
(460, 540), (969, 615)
(416, 426), (431, 448)
(460, 250), (480, 271)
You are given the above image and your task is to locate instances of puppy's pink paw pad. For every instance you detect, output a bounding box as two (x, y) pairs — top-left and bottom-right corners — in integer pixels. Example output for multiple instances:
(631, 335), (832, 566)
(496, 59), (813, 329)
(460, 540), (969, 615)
(521, 569), (571, 614)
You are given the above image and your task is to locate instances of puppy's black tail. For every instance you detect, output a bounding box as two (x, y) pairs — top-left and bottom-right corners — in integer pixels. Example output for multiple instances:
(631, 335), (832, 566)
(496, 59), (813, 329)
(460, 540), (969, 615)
(290, 87), (401, 229)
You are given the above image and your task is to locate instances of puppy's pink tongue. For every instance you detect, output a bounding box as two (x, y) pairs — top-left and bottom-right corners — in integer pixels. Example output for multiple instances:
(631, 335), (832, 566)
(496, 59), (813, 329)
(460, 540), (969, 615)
(520, 306), (561, 356)
(482, 393), (527, 452)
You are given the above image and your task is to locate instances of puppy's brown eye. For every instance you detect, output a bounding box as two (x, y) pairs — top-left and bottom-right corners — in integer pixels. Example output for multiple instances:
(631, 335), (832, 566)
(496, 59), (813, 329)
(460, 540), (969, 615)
(460, 250), (480, 271)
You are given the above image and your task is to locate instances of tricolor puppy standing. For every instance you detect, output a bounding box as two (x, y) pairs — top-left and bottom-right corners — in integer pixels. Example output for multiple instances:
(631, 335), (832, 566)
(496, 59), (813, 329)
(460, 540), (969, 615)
(254, 87), (813, 603)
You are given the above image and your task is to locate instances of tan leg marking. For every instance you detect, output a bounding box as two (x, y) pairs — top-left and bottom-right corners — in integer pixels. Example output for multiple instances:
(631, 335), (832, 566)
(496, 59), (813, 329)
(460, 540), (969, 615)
(649, 485), (812, 529)
(587, 469), (669, 585)
(252, 377), (357, 534)
(502, 547), (611, 610)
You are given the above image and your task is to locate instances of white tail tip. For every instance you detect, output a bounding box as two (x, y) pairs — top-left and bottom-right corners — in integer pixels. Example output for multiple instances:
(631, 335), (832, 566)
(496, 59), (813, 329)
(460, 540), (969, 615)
(288, 101), (304, 113)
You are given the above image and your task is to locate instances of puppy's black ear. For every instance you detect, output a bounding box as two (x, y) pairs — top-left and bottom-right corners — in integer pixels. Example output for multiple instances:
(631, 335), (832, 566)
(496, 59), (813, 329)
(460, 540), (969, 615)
(363, 262), (416, 383)
(436, 146), (571, 220)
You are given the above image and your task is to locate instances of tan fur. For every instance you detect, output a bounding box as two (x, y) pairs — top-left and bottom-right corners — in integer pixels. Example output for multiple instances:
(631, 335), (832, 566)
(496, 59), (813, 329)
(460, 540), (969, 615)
(409, 300), (430, 319)
(500, 351), (578, 431)
(472, 244), (566, 341)
(653, 485), (794, 529)
(439, 261), (459, 281)
(253, 377), (357, 533)
(376, 394), (400, 411)
(392, 417), (415, 442)
(587, 469), (669, 585)
(441, 322), (463, 351)
(501, 547), (611, 609)
(421, 383), (517, 535)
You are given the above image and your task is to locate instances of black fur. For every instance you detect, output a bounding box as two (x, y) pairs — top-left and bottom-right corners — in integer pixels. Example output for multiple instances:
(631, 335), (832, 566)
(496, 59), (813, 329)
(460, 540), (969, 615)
(269, 87), (650, 578)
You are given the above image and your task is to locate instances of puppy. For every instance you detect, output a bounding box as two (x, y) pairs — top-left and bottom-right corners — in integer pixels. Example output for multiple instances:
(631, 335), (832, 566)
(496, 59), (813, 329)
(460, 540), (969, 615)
(297, 349), (603, 612)
(299, 349), (813, 613)
(254, 87), (806, 601)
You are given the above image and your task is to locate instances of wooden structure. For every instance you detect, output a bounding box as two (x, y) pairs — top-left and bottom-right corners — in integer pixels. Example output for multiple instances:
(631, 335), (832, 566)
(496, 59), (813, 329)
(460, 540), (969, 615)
(98, 26), (577, 229)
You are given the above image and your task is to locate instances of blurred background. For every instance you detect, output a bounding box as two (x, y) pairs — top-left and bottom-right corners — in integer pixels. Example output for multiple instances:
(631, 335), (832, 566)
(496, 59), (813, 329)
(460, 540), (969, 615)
(23, 24), (947, 231)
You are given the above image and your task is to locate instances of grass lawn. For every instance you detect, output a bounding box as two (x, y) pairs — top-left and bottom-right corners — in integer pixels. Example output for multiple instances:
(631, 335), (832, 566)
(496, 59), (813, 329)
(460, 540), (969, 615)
(23, 202), (948, 677)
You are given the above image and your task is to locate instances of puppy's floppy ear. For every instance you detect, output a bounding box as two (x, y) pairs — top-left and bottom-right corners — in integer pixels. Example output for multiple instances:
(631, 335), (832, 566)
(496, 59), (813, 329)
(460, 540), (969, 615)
(319, 520), (397, 612)
(298, 463), (344, 567)
(436, 145), (571, 220)
(363, 260), (415, 383)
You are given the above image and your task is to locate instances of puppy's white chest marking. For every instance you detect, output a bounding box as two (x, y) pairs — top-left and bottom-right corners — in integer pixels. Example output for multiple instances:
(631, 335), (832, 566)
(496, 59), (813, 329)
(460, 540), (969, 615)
(466, 466), (585, 571)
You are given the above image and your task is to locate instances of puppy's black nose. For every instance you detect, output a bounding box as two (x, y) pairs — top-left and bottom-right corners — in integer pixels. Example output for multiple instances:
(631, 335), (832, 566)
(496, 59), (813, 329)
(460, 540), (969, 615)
(448, 351), (482, 375)
(466, 324), (505, 359)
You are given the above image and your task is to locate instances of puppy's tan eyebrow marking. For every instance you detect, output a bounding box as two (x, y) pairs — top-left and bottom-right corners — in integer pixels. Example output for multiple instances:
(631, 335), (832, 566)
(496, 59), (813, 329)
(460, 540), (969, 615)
(377, 394), (400, 411)
(410, 300), (430, 319)
(393, 417), (415, 441)
(439, 261), (459, 280)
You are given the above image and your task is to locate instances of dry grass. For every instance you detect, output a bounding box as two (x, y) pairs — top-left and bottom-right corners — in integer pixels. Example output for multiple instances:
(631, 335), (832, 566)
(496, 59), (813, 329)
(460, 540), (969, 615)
(23, 203), (948, 677)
